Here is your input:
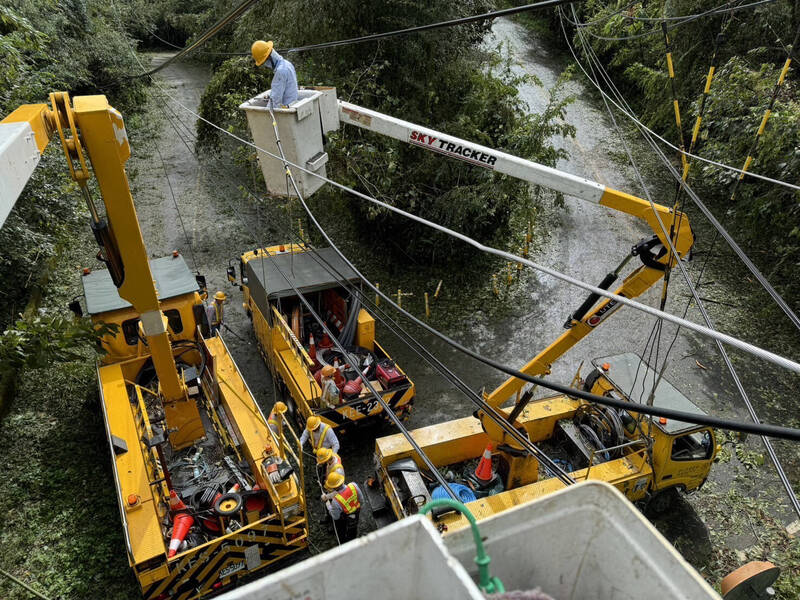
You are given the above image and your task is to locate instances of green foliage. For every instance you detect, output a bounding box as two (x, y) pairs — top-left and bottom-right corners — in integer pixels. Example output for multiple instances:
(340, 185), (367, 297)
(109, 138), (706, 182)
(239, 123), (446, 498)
(195, 0), (575, 263)
(559, 0), (800, 305)
(0, 361), (137, 599)
(0, 312), (115, 371)
(0, 0), (154, 330)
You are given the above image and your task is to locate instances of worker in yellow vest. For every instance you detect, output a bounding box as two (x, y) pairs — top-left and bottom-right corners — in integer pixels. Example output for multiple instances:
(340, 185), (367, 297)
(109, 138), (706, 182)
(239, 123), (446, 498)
(299, 416), (340, 455)
(315, 447), (345, 484)
(321, 472), (362, 543)
(267, 401), (287, 434)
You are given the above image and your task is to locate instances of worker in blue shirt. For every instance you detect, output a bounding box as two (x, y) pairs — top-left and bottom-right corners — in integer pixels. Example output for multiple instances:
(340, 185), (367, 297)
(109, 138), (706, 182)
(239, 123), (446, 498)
(251, 40), (298, 108)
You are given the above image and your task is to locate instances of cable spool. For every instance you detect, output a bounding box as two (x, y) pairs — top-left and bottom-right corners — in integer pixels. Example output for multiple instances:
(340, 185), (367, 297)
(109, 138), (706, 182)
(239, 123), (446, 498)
(317, 346), (378, 379)
(574, 404), (622, 458)
(214, 493), (243, 517)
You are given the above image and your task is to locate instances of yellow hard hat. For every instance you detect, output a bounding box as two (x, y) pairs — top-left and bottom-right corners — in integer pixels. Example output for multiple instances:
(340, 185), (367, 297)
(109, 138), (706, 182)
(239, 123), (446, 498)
(274, 401), (287, 414)
(306, 415), (321, 431)
(316, 447), (333, 464)
(251, 40), (274, 66)
(325, 471), (345, 490)
(321, 365), (336, 377)
(214, 291), (226, 301)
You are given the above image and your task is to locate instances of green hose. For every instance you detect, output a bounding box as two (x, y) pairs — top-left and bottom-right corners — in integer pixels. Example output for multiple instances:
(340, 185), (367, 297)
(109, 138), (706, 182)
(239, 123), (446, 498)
(420, 498), (505, 594)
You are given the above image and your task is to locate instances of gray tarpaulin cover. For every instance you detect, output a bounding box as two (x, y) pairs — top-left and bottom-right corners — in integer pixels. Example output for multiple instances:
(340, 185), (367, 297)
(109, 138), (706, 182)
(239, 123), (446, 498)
(82, 255), (198, 315)
(245, 247), (359, 317)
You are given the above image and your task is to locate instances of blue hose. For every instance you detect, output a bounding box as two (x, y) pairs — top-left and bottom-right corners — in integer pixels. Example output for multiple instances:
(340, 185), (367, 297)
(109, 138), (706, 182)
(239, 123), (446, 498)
(431, 483), (477, 503)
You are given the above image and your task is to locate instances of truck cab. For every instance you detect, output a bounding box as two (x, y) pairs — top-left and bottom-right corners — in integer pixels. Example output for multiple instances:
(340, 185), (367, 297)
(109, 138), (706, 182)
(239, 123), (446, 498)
(234, 243), (415, 434)
(583, 353), (716, 500)
(81, 253), (207, 362)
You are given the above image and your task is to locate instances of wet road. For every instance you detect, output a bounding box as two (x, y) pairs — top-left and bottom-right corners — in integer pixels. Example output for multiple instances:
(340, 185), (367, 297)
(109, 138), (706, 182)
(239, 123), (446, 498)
(134, 16), (798, 575)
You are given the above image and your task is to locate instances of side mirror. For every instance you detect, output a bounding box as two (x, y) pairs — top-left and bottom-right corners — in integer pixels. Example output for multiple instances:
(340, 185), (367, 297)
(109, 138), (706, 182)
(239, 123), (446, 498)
(226, 266), (237, 284)
(195, 274), (207, 293)
(68, 299), (83, 317)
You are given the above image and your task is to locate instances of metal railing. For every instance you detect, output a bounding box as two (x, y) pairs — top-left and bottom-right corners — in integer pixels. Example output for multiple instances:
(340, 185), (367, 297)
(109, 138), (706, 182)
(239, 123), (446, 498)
(583, 438), (648, 481)
(271, 306), (320, 407)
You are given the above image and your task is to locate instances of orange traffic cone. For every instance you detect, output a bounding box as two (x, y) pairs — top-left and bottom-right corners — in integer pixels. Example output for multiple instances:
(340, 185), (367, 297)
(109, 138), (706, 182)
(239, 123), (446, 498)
(319, 332), (333, 349)
(308, 334), (317, 359)
(168, 512), (194, 557)
(169, 489), (188, 512)
(474, 444), (494, 482)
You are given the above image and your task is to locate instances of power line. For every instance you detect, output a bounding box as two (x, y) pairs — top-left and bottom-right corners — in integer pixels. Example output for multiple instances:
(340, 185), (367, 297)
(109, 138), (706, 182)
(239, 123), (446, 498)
(145, 28), (246, 55)
(154, 87), (574, 483)
(279, 0), (579, 54)
(150, 84), (800, 374)
(136, 0), (261, 77)
(153, 143), (198, 272)
(559, 12), (800, 336)
(246, 102), (800, 442)
(563, 0), (777, 41)
(112, 0), (800, 440)
(562, 6), (800, 516)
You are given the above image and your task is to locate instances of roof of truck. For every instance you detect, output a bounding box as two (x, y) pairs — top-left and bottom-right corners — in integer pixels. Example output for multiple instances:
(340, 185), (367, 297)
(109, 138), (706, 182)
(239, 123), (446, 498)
(245, 247), (359, 302)
(82, 255), (198, 315)
(592, 352), (708, 434)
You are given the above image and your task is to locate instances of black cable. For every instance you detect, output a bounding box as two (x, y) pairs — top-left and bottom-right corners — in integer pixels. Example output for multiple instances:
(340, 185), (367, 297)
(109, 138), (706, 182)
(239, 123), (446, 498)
(561, 5), (800, 337)
(563, 0), (777, 42)
(265, 126), (800, 441)
(152, 97), (574, 483)
(281, 231), (573, 482)
(563, 8), (800, 515)
(153, 143), (198, 272)
(130, 8), (800, 442)
(135, 0), (261, 77)
(280, 0), (581, 54)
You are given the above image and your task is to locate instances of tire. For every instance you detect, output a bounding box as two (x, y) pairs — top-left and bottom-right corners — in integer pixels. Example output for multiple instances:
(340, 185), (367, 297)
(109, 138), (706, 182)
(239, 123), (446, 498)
(647, 487), (679, 515)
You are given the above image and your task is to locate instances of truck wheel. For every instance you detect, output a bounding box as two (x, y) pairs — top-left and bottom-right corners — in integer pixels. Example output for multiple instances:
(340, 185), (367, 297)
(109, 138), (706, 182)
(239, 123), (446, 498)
(647, 487), (679, 515)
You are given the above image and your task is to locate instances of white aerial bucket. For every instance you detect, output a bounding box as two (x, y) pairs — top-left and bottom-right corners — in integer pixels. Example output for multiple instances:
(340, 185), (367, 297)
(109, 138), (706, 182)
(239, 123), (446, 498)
(240, 87), (337, 198)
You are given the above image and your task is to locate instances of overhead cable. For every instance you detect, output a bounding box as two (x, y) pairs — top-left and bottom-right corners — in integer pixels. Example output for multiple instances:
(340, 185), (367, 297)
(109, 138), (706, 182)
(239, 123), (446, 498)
(136, 0), (261, 76)
(153, 84), (574, 484)
(151, 85), (800, 375)
(114, 3), (800, 440)
(560, 14), (800, 335)
(261, 146), (800, 441)
(280, 0), (586, 54)
(563, 0), (777, 41)
(563, 7), (800, 516)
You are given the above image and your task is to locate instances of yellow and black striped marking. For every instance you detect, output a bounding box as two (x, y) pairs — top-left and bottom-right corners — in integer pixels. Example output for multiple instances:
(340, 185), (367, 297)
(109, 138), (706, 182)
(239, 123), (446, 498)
(139, 515), (307, 600)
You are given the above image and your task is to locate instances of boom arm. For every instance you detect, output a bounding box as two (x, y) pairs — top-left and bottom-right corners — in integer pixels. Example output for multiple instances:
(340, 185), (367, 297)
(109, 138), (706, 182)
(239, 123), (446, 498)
(1, 93), (186, 403)
(338, 101), (694, 418)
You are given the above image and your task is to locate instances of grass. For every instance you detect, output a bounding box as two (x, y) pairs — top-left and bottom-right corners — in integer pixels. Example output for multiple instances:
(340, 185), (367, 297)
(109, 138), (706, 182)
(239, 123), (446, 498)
(0, 361), (138, 599)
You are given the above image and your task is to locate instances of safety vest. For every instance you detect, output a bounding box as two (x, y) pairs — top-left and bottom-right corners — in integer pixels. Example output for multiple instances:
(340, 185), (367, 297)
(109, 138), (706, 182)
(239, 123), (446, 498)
(312, 424), (331, 451)
(327, 454), (344, 478)
(268, 409), (279, 430)
(213, 302), (223, 326)
(333, 483), (361, 515)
